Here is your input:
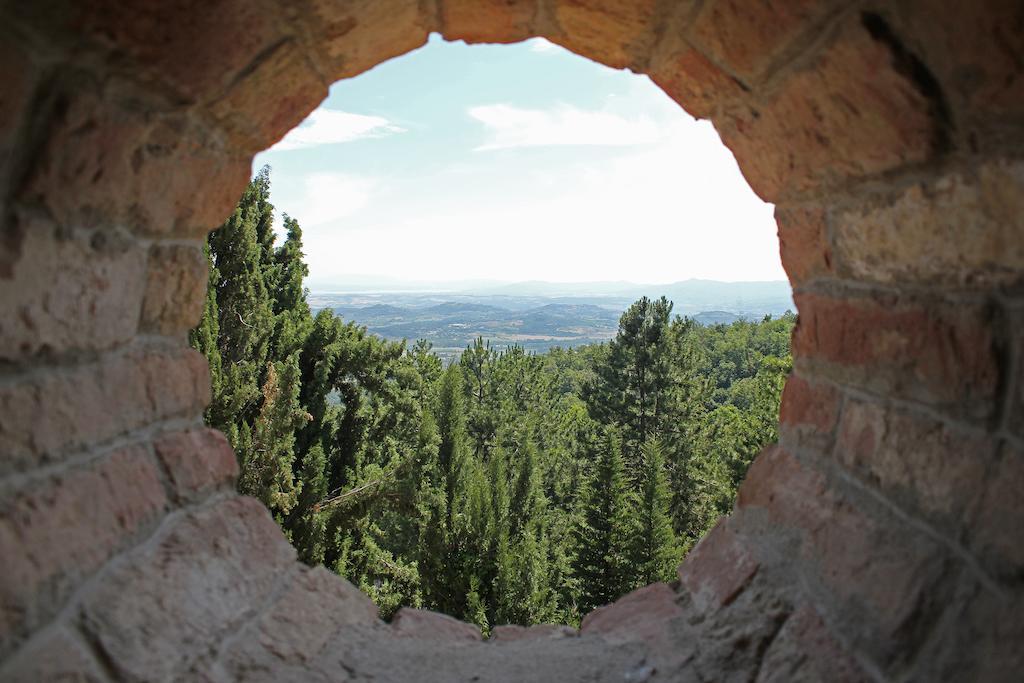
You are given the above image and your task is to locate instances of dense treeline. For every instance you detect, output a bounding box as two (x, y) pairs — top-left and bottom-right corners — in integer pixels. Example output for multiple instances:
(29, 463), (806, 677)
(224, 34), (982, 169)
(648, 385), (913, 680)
(192, 168), (794, 628)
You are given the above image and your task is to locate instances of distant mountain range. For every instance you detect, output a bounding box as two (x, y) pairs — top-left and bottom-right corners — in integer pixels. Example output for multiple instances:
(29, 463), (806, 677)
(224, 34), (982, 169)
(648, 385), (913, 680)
(310, 279), (793, 361)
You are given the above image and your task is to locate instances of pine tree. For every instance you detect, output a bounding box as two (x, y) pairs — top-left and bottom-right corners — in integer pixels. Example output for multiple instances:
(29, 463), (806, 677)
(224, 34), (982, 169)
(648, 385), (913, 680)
(632, 438), (679, 585)
(573, 427), (636, 613)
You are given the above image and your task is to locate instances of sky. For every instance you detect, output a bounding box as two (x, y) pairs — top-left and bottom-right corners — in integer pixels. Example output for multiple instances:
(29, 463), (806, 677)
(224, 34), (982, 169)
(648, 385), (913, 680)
(253, 35), (784, 288)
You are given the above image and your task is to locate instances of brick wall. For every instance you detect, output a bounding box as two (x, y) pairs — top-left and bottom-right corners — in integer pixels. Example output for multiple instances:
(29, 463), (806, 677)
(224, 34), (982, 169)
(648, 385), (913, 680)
(1, 1), (1021, 680)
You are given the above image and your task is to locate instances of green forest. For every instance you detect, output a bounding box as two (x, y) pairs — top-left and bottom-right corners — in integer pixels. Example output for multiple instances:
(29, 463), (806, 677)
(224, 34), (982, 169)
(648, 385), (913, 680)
(191, 168), (794, 629)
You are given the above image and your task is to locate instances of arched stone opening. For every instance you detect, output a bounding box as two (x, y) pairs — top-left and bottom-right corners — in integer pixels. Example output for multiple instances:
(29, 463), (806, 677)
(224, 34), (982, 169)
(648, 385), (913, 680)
(1, 1), (1021, 681)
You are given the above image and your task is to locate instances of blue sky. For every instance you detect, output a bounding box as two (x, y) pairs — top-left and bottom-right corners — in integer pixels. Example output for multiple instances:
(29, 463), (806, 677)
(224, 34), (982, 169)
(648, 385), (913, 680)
(253, 35), (783, 288)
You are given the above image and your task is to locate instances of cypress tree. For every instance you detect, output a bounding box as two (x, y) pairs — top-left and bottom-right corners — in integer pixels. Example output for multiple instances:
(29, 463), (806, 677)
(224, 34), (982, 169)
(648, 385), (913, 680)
(632, 438), (679, 585)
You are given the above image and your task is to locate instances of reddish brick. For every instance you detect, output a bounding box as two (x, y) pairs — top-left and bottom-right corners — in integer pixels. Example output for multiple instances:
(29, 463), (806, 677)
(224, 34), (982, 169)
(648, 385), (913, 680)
(141, 243), (209, 335)
(442, 0), (538, 44)
(717, 17), (938, 202)
(775, 205), (833, 287)
(756, 603), (869, 683)
(153, 427), (239, 503)
(778, 373), (841, 451)
(0, 345), (211, 475)
(0, 446), (167, 651)
(690, 0), (833, 81)
(792, 291), (1001, 421)
(649, 43), (747, 120)
(391, 608), (482, 642)
(208, 41), (327, 152)
(0, 217), (146, 362)
(835, 399), (993, 536)
(70, 0), (285, 104)
(80, 496), (296, 682)
(968, 443), (1024, 578)
(550, 0), (660, 70)
(678, 517), (760, 613)
(580, 582), (683, 646)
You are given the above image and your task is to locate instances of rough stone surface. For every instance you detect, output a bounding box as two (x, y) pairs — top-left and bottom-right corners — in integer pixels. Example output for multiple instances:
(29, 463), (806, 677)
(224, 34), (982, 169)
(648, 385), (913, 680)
(153, 427), (239, 503)
(968, 442), (1024, 578)
(0, 36), (36, 197)
(649, 42), (747, 120)
(0, 625), (107, 683)
(833, 160), (1024, 287)
(550, 0), (660, 70)
(141, 242), (209, 335)
(718, 17), (939, 201)
(0, 218), (146, 361)
(490, 623), (577, 642)
(0, 445), (167, 653)
(442, 0), (538, 44)
(80, 496), (296, 682)
(792, 291), (1001, 421)
(775, 205), (833, 287)
(778, 373), (841, 450)
(390, 608), (483, 642)
(678, 517), (760, 613)
(580, 582), (684, 645)
(689, 0), (833, 82)
(755, 603), (869, 683)
(0, 345), (210, 475)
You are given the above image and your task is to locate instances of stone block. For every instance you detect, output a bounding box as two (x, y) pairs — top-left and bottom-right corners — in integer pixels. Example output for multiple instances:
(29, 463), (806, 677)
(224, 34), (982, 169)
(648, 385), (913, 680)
(968, 442), (1024, 579)
(0, 625), (107, 683)
(300, 0), (435, 81)
(833, 161), (1024, 288)
(835, 399), (993, 538)
(755, 603), (869, 683)
(778, 373), (841, 451)
(0, 219), (146, 362)
(153, 427), (239, 504)
(442, 0), (538, 44)
(717, 17), (938, 201)
(649, 43), (747, 120)
(141, 242), (209, 335)
(490, 623), (577, 642)
(792, 291), (1001, 422)
(390, 608), (482, 642)
(689, 0), (833, 82)
(0, 345), (211, 475)
(550, 0), (660, 70)
(579, 582), (683, 645)
(775, 205), (833, 287)
(209, 40), (327, 152)
(0, 445), (167, 653)
(677, 516), (760, 613)
(80, 496), (296, 682)
(0, 37), (37, 193)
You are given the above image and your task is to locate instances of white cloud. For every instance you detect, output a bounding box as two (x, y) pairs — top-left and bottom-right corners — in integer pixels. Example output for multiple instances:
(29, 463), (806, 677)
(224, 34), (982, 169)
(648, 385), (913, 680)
(291, 173), (380, 228)
(269, 108), (405, 152)
(468, 103), (663, 150)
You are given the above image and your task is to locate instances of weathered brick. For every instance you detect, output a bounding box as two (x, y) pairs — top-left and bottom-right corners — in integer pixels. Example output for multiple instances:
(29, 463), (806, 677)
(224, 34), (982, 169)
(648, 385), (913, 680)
(778, 373), (841, 452)
(968, 442), (1024, 579)
(775, 205), (833, 287)
(0, 37), (37, 193)
(441, 0), (538, 44)
(211, 565), (379, 678)
(141, 242), (209, 335)
(649, 43), (747, 120)
(717, 17), (938, 202)
(0, 445), (167, 653)
(391, 608), (482, 642)
(300, 0), (435, 81)
(580, 582), (683, 646)
(70, 0), (285, 104)
(0, 625), (107, 683)
(0, 217), (146, 361)
(756, 603), (869, 683)
(689, 0), (833, 82)
(833, 161), (1024, 288)
(738, 447), (950, 667)
(550, 0), (660, 70)
(80, 496), (296, 682)
(0, 345), (210, 475)
(792, 291), (1001, 421)
(208, 40), (327, 152)
(153, 427), (238, 503)
(678, 516), (760, 614)
(22, 91), (249, 238)
(835, 399), (993, 537)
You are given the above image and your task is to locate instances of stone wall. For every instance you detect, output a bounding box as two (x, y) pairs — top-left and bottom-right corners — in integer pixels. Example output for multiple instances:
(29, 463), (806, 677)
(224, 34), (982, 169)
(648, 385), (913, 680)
(1, 1), (1021, 680)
